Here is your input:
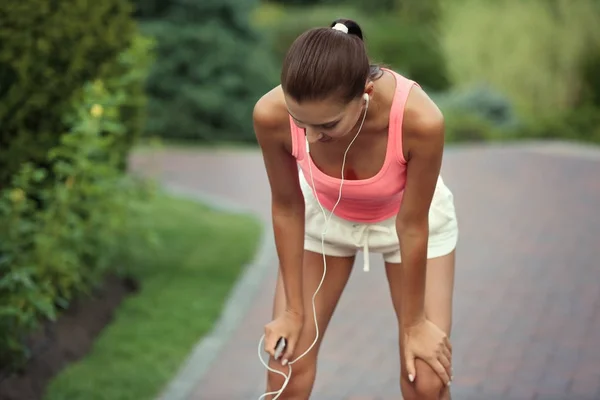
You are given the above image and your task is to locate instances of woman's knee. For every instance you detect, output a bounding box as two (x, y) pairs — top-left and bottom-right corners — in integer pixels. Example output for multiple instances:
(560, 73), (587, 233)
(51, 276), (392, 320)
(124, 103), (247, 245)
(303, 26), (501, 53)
(267, 355), (317, 399)
(401, 358), (446, 400)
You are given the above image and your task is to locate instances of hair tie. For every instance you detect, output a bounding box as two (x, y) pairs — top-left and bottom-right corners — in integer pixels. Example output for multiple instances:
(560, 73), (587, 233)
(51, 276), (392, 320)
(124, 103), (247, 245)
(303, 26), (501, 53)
(332, 23), (349, 34)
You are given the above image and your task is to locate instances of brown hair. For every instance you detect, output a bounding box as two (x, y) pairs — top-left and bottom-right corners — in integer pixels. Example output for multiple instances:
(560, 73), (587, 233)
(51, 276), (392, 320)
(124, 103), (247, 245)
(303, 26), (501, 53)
(280, 18), (382, 104)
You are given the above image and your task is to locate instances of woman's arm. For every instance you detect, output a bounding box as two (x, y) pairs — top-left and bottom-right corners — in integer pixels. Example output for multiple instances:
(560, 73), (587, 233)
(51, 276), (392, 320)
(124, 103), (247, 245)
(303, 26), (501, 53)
(253, 93), (305, 318)
(396, 87), (452, 384)
(396, 87), (445, 329)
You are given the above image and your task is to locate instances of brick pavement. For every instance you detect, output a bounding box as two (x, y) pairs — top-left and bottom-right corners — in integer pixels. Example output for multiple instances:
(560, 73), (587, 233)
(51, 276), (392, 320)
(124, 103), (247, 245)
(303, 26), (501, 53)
(130, 144), (600, 400)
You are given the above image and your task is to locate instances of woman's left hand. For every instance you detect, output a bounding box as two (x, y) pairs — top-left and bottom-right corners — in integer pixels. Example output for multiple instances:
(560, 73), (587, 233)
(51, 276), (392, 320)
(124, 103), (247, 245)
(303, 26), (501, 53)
(402, 317), (452, 386)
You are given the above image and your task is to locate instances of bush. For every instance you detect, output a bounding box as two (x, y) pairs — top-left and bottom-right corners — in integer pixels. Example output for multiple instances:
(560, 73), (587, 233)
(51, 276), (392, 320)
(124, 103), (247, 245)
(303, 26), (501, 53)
(365, 16), (448, 91)
(443, 110), (504, 143)
(518, 105), (600, 144)
(0, 0), (137, 188)
(580, 48), (600, 108)
(434, 85), (520, 131)
(253, 4), (449, 92)
(263, 0), (436, 18)
(434, 85), (519, 143)
(99, 35), (155, 170)
(135, 0), (278, 143)
(266, 0), (327, 5)
(439, 0), (600, 119)
(0, 35), (155, 371)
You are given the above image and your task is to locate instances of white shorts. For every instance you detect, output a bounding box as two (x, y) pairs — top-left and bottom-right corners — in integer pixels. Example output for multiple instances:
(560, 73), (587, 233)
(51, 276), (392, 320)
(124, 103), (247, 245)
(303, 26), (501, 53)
(301, 173), (459, 271)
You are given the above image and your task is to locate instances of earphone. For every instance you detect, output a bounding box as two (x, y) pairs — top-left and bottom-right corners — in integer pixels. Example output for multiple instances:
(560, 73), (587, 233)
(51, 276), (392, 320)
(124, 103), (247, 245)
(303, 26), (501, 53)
(257, 93), (370, 400)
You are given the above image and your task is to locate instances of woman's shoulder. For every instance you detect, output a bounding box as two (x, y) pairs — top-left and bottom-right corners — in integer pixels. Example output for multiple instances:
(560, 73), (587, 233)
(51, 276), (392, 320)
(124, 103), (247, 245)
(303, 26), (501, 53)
(253, 86), (295, 154)
(402, 78), (444, 139)
(253, 85), (291, 134)
(375, 68), (442, 134)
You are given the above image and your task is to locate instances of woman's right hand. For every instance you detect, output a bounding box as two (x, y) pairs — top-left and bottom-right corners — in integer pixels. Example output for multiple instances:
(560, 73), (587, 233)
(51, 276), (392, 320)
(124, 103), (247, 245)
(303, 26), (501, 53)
(264, 309), (304, 366)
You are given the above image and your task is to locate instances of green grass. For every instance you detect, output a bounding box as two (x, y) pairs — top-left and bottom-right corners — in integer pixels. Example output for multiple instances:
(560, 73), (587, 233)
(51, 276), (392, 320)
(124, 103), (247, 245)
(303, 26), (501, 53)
(44, 191), (262, 400)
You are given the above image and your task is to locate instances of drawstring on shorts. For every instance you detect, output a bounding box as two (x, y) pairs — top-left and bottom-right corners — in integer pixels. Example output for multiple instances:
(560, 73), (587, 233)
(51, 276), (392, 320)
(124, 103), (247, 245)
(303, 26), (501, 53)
(351, 224), (390, 272)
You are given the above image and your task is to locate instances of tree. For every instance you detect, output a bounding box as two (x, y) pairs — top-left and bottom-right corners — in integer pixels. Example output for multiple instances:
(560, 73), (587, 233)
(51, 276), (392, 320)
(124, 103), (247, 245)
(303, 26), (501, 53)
(134, 0), (278, 142)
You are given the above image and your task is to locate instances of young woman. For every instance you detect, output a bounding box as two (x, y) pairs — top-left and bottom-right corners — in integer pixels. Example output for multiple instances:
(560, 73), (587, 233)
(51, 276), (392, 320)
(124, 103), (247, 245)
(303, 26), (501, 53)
(253, 18), (458, 400)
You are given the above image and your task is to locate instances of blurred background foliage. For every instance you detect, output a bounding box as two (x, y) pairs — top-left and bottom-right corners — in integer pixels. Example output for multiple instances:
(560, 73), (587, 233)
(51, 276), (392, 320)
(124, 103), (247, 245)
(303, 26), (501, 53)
(2, 0), (600, 385)
(0, 0), (156, 369)
(129, 0), (600, 145)
(250, 0), (600, 144)
(133, 0), (278, 143)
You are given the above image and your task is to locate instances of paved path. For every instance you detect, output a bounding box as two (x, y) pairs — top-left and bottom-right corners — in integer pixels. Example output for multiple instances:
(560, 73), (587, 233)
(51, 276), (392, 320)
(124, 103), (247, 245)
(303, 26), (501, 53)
(131, 142), (600, 400)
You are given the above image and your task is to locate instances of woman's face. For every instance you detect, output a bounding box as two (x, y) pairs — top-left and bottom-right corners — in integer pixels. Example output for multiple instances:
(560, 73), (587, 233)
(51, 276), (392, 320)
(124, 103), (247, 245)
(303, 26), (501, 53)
(285, 93), (367, 143)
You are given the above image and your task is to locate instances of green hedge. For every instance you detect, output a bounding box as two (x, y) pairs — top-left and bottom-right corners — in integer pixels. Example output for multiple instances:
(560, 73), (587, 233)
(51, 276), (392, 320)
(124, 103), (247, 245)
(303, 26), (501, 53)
(0, 37), (155, 368)
(99, 36), (155, 171)
(0, 0), (140, 188)
(0, 1), (155, 369)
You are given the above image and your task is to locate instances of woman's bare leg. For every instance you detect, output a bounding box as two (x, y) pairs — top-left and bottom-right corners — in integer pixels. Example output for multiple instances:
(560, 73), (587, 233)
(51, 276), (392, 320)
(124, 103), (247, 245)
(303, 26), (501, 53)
(385, 250), (456, 400)
(265, 251), (355, 399)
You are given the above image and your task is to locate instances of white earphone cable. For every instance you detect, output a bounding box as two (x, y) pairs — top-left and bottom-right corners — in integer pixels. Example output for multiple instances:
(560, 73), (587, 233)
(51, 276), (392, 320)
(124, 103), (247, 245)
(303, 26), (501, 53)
(257, 95), (370, 400)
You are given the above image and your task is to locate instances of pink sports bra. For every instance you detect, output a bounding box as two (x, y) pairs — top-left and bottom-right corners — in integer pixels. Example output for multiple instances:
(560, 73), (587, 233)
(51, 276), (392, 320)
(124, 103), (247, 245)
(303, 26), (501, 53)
(289, 69), (418, 223)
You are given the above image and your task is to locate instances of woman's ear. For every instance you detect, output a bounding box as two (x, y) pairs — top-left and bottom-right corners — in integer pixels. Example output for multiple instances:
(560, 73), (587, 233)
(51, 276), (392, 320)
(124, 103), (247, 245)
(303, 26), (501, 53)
(364, 81), (375, 97)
